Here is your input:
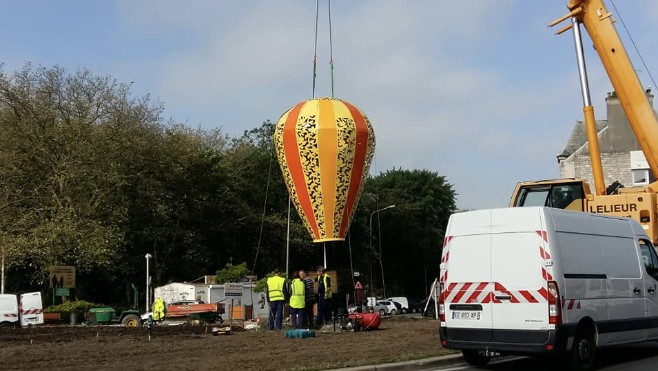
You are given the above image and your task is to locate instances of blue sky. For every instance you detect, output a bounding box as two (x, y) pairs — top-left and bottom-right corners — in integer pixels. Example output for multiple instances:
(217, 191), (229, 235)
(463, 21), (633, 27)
(1, 0), (657, 210)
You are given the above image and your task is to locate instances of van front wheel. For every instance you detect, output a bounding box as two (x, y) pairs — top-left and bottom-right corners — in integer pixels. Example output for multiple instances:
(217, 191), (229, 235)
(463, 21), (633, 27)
(462, 350), (491, 367)
(571, 328), (596, 370)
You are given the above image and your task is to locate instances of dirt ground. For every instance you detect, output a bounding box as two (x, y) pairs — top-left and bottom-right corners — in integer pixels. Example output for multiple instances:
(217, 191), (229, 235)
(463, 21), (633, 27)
(0, 316), (453, 370)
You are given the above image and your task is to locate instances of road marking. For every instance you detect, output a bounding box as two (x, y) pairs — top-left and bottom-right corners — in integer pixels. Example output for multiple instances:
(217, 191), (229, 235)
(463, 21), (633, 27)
(488, 356), (527, 365)
(438, 364), (468, 371)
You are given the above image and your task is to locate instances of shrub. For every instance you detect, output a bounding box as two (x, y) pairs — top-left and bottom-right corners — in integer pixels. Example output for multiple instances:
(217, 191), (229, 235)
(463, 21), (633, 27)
(44, 300), (104, 313)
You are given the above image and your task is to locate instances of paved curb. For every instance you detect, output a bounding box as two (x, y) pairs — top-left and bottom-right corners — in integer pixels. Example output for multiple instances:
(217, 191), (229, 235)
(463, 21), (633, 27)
(331, 353), (463, 371)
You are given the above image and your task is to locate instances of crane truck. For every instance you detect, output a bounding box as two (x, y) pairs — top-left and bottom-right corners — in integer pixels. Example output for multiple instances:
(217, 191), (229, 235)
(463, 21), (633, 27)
(510, 0), (658, 243)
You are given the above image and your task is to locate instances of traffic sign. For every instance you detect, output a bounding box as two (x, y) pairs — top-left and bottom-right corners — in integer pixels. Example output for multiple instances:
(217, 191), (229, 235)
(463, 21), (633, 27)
(354, 281), (363, 289)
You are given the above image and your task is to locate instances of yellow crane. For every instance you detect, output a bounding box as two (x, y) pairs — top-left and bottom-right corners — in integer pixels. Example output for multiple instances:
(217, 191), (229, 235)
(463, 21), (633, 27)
(510, 0), (658, 243)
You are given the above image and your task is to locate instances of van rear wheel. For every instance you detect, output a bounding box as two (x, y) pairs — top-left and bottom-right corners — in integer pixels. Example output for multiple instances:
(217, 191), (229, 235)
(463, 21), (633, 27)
(462, 350), (491, 367)
(570, 328), (596, 370)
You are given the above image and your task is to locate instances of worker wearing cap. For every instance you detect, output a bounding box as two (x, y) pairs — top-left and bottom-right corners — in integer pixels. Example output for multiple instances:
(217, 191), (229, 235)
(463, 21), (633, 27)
(315, 266), (332, 326)
(266, 269), (288, 331)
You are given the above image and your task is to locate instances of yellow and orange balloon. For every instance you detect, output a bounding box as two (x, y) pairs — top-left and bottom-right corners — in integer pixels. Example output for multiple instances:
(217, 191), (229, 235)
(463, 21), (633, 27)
(274, 98), (375, 243)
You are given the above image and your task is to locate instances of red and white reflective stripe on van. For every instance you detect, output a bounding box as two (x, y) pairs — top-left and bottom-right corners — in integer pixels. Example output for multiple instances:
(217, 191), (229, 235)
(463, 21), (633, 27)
(444, 282), (548, 304)
(445, 282), (490, 304)
(440, 236), (453, 284)
(565, 299), (581, 310)
(21, 308), (43, 315)
(536, 230), (555, 282)
(3, 313), (18, 318)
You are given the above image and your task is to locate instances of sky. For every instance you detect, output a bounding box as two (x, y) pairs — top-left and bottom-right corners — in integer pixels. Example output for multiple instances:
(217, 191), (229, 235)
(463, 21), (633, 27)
(1, 0), (657, 211)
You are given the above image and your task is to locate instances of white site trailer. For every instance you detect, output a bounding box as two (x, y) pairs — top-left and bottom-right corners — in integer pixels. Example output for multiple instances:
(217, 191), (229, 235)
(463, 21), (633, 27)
(151, 282), (264, 319)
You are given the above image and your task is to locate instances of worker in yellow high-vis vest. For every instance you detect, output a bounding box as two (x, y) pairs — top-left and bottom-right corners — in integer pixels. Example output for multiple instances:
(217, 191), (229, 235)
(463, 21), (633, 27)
(266, 268), (289, 331)
(315, 266), (332, 326)
(289, 271), (306, 329)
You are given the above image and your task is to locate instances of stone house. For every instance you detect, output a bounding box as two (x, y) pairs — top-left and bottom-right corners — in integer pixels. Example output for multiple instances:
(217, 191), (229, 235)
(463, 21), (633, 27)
(557, 91), (656, 191)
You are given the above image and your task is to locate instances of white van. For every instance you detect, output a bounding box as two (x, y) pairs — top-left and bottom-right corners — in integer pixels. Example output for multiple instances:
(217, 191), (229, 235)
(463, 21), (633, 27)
(0, 294), (19, 327)
(0, 292), (43, 328)
(438, 207), (658, 370)
(20, 292), (44, 327)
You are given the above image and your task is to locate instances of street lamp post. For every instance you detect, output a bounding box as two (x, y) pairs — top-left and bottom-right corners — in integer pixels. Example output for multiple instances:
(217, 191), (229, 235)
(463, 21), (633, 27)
(145, 253), (152, 312)
(369, 204), (395, 299)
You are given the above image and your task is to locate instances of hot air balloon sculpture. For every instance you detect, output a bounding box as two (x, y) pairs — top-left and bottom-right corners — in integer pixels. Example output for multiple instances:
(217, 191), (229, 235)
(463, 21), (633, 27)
(274, 97), (375, 243)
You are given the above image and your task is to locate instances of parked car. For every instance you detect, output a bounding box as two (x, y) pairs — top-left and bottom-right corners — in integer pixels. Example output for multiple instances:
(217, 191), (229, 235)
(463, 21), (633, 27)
(375, 300), (398, 316)
(407, 297), (424, 313)
(385, 297), (410, 313)
(370, 302), (388, 316)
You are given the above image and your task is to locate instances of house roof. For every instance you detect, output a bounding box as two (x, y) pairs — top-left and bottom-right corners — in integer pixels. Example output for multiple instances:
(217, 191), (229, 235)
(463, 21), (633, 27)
(558, 119), (608, 158)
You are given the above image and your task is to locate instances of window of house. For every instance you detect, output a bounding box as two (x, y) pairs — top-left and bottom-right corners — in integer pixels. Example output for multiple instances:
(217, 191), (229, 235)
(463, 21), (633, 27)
(632, 169), (650, 186)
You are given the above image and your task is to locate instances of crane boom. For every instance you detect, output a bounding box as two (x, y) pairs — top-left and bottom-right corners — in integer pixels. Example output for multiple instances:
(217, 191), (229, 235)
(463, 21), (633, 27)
(566, 0), (658, 180)
(510, 0), (658, 244)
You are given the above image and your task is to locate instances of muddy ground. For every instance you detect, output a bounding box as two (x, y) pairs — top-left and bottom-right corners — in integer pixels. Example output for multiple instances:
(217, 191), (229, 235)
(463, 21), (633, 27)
(0, 316), (453, 370)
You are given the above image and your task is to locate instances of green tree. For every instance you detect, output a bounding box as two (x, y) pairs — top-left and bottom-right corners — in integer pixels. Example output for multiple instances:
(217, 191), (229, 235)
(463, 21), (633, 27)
(0, 64), (458, 308)
(0, 65), (161, 294)
(214, 263), (250, 284)
(352, 169), (456, 299)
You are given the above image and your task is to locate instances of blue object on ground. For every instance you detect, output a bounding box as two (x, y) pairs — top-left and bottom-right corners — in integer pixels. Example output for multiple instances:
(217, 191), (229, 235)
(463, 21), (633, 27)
(284, 329), (316, 338)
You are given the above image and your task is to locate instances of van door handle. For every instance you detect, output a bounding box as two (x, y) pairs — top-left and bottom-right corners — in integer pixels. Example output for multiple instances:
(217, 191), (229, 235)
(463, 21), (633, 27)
(633, 287), (642, 294)
(649, 287), (656, 294)
(494, 295), (512, 301)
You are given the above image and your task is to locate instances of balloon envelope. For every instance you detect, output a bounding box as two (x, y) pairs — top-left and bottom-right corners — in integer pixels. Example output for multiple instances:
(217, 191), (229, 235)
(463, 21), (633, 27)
(274, 98), (375, 243)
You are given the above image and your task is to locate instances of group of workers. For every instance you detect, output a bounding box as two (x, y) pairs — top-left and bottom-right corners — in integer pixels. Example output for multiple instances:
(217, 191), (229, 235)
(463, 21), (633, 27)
(265, 266), (332, 331)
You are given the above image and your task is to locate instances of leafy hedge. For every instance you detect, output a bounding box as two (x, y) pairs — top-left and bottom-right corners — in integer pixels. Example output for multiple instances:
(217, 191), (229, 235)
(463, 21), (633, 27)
(44, 300), (105, 313)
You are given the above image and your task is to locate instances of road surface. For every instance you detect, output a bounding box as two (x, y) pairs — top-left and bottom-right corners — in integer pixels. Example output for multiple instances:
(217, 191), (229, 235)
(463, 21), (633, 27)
(421, 342), (658, 371)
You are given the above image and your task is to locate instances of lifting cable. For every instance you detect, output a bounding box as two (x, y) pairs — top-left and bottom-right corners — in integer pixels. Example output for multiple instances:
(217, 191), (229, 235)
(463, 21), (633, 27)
(251, 146), (275, 274)
(312, 0), (319, 98)
(328, 0), (335, 98)
(312, 0), (336, 98)
(609, 0), (657, 90)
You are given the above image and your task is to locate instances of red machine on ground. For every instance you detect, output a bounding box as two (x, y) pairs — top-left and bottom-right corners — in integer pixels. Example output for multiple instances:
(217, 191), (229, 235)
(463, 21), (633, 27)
(346, 312), (381, 331)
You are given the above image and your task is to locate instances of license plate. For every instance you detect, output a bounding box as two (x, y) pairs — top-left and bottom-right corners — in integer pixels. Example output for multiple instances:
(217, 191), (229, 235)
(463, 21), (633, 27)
(451, 311), (481, 320)
(24, 317), (37, 323)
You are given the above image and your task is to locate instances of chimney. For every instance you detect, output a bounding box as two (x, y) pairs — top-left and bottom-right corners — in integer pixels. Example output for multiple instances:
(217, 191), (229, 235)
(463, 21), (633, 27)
(600, 90), (653, 152)
(605, 91), (623, 128)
